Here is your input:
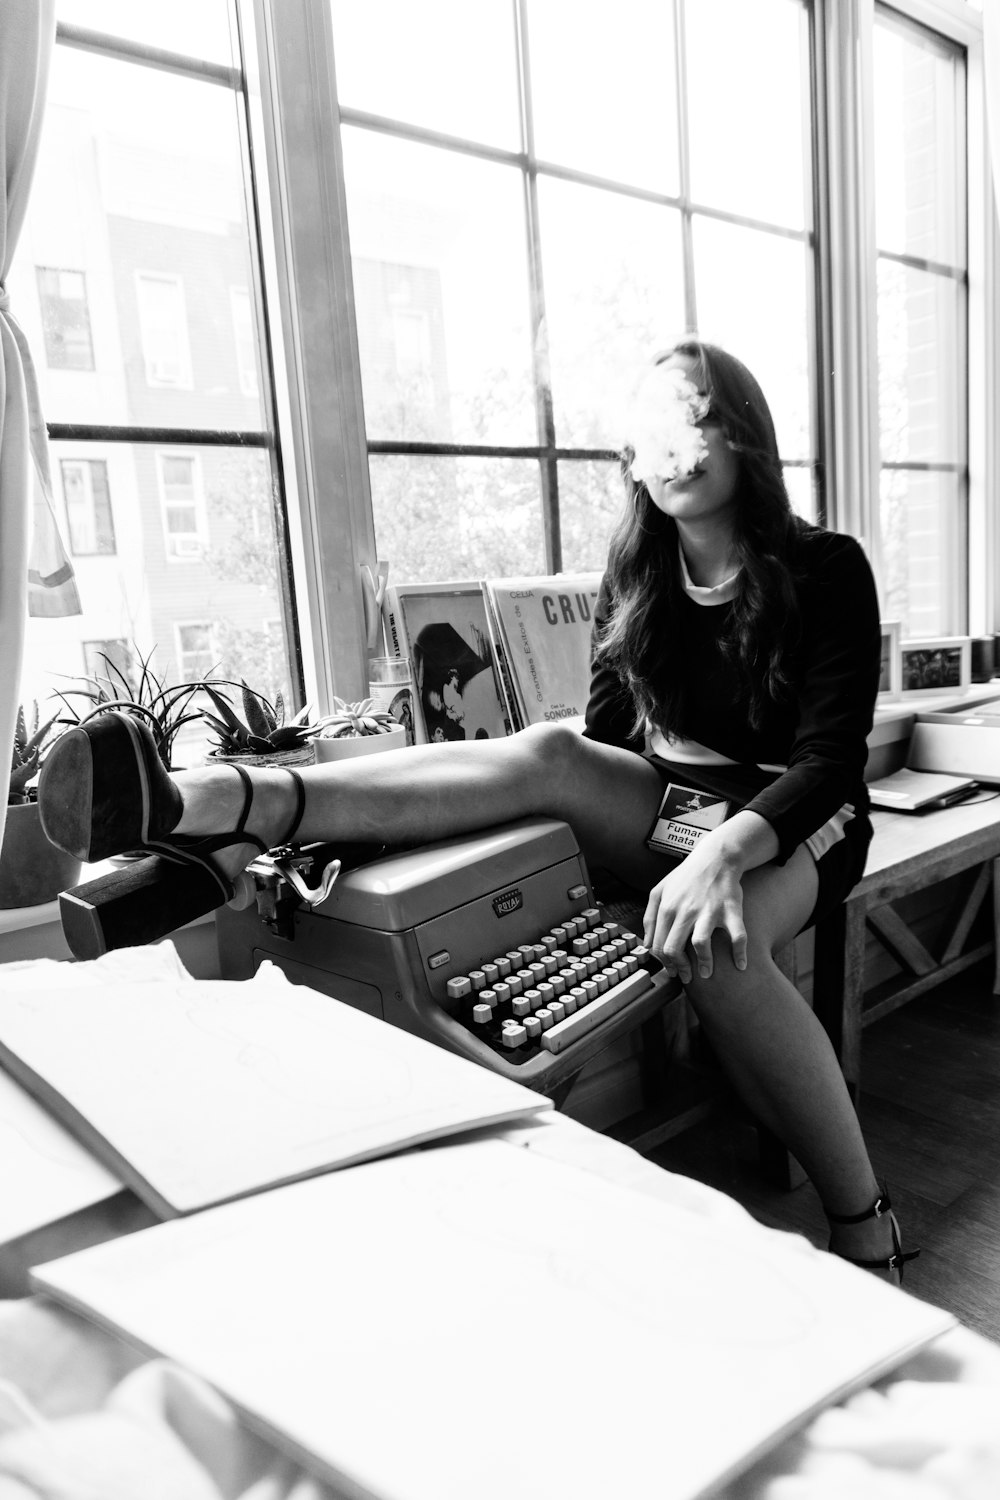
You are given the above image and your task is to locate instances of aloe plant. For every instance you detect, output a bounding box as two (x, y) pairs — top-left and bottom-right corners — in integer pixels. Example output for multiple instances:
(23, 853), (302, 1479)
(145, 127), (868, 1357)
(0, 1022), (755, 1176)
(201, 681), (313, 756)
(310, 697), (401, 739)
(8, 703), (58, 805)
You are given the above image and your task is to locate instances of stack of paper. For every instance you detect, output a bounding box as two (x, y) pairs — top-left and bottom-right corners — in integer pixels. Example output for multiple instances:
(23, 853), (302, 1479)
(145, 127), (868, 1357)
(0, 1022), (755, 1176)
(0, 965), (549, 1218)
(33, 1137), (955, 1500)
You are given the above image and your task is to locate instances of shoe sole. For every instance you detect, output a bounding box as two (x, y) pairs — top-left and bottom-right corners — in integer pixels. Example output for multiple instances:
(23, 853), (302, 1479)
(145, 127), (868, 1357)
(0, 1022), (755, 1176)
(38, 728), (95, 861)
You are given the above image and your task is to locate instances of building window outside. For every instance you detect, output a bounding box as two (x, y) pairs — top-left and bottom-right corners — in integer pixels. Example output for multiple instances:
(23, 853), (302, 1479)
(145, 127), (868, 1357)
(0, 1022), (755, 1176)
(158, 452), (206, 558)
(873, 8), (968, 639)
(36, 266), (95, 370)
(230, 285), (259, 397)
(60, 458), (116, 556)
(136, 272), (194, 388)
(175, 622), (216, 681)
(82, 638), (134, 691)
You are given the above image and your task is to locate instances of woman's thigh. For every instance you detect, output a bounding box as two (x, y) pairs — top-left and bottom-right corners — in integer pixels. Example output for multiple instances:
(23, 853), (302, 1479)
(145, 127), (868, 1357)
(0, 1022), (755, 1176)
(524, 726), (684, 888)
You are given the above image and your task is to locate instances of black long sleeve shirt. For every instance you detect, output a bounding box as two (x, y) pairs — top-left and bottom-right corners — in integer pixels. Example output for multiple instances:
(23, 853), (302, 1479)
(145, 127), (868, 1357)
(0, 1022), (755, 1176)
(583, 524), (882, 863)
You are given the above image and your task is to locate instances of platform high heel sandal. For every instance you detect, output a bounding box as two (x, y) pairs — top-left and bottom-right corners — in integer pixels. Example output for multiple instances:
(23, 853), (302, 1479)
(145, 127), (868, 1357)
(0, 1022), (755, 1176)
(38, 711), (307, 961)
(826, 1184), (919, 1283)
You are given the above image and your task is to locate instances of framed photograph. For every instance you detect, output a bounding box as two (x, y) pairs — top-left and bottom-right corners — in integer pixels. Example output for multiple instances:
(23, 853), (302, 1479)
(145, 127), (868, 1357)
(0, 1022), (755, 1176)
(877, 620), (901, 701)
(899, 636), (971, 697)
(383, 582), (513, 745)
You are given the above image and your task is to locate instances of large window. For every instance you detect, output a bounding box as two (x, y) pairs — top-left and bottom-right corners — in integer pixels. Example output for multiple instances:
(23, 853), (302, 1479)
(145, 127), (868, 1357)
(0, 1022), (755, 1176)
(332, 0), (818, 584)
(873, 7), (968, 638)
(14, 1), (299, 746)
(13, 0), (995, 729)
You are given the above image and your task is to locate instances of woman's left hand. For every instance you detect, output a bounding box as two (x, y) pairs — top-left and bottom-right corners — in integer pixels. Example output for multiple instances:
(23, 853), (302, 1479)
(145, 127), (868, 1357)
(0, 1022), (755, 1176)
(643, 847), (748, 983)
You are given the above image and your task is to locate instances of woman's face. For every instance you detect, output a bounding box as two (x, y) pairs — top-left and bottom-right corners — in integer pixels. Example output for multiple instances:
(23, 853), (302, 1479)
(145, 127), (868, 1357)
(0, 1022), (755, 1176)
(643, 355), (741, 526)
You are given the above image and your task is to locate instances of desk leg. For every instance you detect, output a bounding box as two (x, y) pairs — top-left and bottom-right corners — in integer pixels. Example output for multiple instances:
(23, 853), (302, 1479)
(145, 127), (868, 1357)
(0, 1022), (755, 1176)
(813, 899), (867, 1102)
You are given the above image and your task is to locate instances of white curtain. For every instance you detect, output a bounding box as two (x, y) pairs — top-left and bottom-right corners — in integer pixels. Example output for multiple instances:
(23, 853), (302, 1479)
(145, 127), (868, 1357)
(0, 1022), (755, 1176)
(0, 0), (80, 852)
(987, 1), (1000, 219)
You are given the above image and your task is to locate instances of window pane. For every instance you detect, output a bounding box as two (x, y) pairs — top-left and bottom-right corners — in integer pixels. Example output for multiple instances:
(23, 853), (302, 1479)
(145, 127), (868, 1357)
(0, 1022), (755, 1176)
(21, 445), (294, 736)
(538, 177), (686, 449)
(782, 464), (817, 523)
(877, 260), (964, 465)
(527, 0), (679, 193)
(56, 0), (235, 63)
(558, 460), (622, 574)
(12, 44), (266, 430)
(693, 217), (812, 461)
(873, 16), (964, 264)
(879, 467), (964, 637)
(344, 131), (536, 446)
(370, 456), (544, 585)
(329, 0), (519, 148)
(686, 0), (809, 230)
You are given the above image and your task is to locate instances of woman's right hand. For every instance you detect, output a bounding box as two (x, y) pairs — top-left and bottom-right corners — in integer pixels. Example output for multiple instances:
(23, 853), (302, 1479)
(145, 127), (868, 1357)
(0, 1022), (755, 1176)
(642, 846), (748, 984)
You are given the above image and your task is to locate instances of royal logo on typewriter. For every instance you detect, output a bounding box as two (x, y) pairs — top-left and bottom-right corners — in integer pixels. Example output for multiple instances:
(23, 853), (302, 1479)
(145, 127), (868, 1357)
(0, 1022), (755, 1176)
(646, 782), (731, 858)
(492, 888), (524, 918)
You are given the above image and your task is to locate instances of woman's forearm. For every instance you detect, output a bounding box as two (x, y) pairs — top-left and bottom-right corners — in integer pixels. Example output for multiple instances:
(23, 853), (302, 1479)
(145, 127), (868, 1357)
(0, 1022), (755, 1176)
(695, 808), (779, 875)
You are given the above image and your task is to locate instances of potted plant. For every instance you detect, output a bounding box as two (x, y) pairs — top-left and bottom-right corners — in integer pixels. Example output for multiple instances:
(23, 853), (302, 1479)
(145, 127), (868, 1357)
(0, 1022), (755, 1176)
(0, 703), (82, 909)
(53, 645), (205, 771)
(308, 697), (407, 762)
(201, 682), (316, 768)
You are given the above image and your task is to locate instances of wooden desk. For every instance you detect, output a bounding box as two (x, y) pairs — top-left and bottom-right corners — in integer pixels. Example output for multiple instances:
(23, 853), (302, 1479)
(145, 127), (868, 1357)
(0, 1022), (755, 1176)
(812, 795), (1000, 1098)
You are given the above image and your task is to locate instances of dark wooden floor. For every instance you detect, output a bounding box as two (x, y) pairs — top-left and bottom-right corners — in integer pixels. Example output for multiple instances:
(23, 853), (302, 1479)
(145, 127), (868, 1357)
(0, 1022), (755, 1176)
(646, 959), (1000, 1343)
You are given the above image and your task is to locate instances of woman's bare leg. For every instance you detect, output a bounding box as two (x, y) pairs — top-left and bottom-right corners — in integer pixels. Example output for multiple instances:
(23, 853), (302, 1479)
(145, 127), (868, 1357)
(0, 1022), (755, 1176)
(172, 723), (671, 882)
(680, 845), (897, 1273)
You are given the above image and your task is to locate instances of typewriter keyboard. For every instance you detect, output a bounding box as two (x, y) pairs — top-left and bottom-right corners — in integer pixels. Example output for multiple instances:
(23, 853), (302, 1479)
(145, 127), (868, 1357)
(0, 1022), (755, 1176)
(442, 906), (660, 1064)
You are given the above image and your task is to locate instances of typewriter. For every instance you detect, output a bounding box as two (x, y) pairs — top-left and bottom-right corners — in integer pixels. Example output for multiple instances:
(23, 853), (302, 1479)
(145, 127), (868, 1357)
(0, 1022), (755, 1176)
(215, 817), (675, 1096)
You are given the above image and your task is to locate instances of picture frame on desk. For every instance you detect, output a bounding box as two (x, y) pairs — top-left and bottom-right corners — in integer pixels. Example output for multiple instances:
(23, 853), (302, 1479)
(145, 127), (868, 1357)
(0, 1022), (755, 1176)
(382, 581), (512, 745)
(899, 636), (971, 697)
(877, 620), (901, 701)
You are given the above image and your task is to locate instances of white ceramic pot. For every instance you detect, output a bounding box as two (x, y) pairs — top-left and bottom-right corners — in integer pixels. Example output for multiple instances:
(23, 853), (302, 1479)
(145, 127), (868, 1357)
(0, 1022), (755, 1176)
(312, 726), (407, 763)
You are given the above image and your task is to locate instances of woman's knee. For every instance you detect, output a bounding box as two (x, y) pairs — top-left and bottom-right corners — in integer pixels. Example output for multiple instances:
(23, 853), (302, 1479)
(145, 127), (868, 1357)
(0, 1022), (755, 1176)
(516, 720), (592, 782)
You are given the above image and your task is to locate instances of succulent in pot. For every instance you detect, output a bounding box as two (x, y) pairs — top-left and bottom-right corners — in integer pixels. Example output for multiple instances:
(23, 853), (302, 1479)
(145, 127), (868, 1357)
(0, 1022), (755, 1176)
(310, 697), (401, 739)
(1, 703), (81, 908)
(201, 682), (314, 765)
(8, 702), (58, 805)
(308, 697), (407, 763)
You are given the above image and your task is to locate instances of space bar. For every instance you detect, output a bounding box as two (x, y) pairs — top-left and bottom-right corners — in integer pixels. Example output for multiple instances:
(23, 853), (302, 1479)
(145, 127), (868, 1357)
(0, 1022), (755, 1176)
(540, 968), (654, 1055)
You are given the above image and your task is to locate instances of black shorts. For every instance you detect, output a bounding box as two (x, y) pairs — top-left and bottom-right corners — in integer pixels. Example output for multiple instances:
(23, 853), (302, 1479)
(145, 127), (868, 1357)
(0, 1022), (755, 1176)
(644, 755), (873, 934)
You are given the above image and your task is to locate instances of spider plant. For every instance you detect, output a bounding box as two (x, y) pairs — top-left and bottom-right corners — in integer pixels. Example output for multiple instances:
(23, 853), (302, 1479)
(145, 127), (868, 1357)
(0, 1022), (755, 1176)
(53, 645), (205, 771)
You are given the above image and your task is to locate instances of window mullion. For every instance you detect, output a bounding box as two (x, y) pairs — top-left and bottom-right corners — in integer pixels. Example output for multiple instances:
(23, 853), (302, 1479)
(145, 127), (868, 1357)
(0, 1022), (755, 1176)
(963, 27), (997, 637)
(817, 0), (880, 560)
(247, 0), (375, 710)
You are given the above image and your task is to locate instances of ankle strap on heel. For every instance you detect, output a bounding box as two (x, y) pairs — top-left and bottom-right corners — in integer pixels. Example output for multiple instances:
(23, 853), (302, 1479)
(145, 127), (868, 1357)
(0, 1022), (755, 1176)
(826, 1186), (893, 1226)
(825, 1184), (920, 1280)
(282, 769), (306, 845)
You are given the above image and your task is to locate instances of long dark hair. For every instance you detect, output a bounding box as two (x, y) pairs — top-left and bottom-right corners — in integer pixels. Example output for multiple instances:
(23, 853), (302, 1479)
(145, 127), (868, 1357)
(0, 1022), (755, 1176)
(597, 337), (801, 738)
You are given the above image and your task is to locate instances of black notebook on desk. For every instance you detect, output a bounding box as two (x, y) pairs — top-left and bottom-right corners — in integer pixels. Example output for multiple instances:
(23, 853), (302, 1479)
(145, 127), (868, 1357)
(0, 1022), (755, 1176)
(868, 767), (979, 812)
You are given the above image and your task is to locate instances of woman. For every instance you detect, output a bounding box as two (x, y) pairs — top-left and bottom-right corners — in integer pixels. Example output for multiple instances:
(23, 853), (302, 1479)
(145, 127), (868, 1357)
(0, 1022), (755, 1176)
(38, 337), (913, 1281)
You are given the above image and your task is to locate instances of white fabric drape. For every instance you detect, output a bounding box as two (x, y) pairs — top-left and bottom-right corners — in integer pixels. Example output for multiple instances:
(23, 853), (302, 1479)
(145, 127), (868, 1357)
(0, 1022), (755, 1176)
(0, 0), (79, 850)
(987, 1), (1000, 221)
